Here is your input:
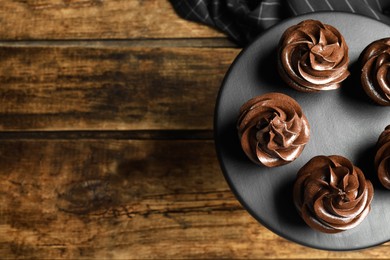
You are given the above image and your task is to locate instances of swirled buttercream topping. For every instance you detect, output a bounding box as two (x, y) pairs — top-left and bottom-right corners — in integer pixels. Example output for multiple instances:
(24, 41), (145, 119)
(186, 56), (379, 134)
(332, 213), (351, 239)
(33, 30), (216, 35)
(293, 155), (374, 233)
(278, 20), (350, 92)
(375, 125), (390, 189)
(237, 92), (310, 167)
(361, 38), (390, 105)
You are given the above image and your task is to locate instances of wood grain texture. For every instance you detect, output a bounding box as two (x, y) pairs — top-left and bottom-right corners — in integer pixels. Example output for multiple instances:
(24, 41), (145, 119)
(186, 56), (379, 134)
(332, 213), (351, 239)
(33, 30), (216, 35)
(0, 45), (239, 131)
(0, 139), (389, 259)
(0, 0), (223, 40)
(1, 0), (389, 257)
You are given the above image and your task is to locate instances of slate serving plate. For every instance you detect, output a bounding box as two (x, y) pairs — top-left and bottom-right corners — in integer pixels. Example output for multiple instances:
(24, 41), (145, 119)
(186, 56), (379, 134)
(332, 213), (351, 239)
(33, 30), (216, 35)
(214, 12), (390, 250)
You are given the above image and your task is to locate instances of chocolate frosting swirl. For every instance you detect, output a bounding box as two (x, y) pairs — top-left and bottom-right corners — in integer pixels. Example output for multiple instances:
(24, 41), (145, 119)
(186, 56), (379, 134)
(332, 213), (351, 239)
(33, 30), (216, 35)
(375, 125), (390, 189)
(361, 38), (390, 106)
(237, 92), (310, 167)
(293, 155), (374, 233)
(278, 20), (350, 92)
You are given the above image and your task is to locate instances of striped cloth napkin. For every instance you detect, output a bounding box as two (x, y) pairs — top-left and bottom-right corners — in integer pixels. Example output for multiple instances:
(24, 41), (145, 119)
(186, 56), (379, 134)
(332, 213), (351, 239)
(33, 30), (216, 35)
(170, 0), (390, 46)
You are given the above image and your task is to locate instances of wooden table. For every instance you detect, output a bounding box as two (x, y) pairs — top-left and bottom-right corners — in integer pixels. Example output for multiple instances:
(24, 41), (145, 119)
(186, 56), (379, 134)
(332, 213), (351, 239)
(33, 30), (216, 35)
(0, 1), (389, 258)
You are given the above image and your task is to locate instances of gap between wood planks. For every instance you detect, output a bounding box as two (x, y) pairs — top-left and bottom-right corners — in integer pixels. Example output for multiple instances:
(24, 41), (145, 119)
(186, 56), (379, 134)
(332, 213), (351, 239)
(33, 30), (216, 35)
(0, 38), (237, 48)
(0, 130), (214, 140)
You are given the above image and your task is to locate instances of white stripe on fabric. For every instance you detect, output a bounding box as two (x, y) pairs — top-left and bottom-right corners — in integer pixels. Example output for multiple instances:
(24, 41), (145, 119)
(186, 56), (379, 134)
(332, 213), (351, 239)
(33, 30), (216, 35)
(305, 0), (315, 12)
(249, 13), (280, 20)
(375, 0), (382, 11)
(363, 0), (380, 20)
(262, 1), (281, 6)
(257, 2), (265, 25)
(345, 0), (356, 13)
(184, 0), (203, 19)
(258, 17), (281, 20)
(287, 1), (298, 15)
(324, 0), (334, 10)
(222, 22), (235, 37)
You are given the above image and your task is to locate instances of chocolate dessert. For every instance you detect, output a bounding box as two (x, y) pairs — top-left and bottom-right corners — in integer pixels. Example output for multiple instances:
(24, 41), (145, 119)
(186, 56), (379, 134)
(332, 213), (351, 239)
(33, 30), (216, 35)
(375, 125), (390, 189)
(293, 155), (374, 233)
(278, 20), (350, 92)
(237, 92), (310, 167)
(361, 38), (390, 106)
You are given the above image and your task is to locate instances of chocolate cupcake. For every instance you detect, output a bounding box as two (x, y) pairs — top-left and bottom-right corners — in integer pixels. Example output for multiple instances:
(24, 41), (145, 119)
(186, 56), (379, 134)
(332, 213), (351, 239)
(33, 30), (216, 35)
(375, 125), (390, 189)
(278, 20), (350, 92)
(237, 92), (310, 167)
(293, 155), (374, 233)
(361, 38), (390, 106)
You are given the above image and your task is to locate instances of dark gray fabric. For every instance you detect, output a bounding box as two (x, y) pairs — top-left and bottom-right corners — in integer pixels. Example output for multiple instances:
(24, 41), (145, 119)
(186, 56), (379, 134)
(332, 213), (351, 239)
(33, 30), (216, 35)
(170, 0), (390, 46)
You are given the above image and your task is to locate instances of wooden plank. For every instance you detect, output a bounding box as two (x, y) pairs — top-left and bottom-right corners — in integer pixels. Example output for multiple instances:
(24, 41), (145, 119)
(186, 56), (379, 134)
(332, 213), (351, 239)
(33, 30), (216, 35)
(0, 39), (236, 48)
(0, 45), (240, 131)
(0, 139), (389, 258)
(0, 0), (224, 40)
(0, 130), (214, 140)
